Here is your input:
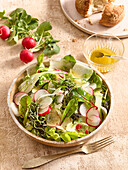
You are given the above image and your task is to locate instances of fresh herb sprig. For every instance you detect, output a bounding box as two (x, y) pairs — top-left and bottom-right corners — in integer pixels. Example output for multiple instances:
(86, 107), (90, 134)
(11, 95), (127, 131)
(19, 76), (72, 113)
(0, 8), (60, 57)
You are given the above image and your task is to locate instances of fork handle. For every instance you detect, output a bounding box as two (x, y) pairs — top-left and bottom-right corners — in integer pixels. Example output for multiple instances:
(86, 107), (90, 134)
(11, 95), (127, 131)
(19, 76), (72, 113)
(22, 147), (82, 169)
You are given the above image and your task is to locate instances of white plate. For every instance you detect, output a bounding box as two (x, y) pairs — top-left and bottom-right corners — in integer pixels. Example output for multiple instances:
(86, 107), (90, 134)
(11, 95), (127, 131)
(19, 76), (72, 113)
(60, 0), (128, 38)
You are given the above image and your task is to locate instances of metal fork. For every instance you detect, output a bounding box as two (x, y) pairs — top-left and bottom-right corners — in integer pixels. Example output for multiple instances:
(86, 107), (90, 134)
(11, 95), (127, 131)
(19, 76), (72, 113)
(22, 136), (114, 169)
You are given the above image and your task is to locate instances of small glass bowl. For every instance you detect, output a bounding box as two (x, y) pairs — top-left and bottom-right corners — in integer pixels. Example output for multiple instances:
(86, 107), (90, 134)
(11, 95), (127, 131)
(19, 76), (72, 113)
(83, 34), (125, 73)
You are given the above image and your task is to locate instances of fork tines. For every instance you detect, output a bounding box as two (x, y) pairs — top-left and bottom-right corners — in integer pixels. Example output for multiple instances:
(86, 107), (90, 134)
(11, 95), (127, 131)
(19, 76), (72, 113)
(88, 136), (114, 153)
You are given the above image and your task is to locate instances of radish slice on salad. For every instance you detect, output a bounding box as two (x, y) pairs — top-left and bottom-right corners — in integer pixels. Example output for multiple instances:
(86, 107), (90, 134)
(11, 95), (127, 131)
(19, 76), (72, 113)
(39, 97), (53, 109)
(84, 87), (93, 95)
(86, 106), (99, 119)
(47, 112), (61, 127)
(11, 102), (20, 116)
(86, 115), (101, 127)
(38, 105), (51, 116)
(79, 103), (88, 117)
(33, 89), (49, 101)
(13, 92), (28, 105)
(57, 92), (64, 104)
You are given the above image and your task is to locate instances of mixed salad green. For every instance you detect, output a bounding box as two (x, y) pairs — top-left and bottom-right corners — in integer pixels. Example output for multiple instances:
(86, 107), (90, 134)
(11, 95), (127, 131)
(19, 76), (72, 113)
(11, 54), (110, 142)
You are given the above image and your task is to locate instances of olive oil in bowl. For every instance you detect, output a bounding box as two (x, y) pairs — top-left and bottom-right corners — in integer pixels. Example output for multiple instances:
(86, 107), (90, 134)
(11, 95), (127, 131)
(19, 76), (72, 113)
(83, 34), (125, 73)
(90, 48), (117, 65)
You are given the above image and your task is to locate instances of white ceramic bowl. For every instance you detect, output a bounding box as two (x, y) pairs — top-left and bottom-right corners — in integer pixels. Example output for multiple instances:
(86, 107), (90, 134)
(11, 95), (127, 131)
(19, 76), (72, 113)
(7, 60), (113, 147)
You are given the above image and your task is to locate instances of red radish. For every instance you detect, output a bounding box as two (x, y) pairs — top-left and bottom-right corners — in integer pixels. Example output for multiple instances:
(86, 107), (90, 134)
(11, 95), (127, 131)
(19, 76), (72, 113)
(38, 105), (51, 116)
(22, 37), (36, 49)
(33, 89), (49, 101)
(20, 49), (34, 63)
(86, 115), (101, 127)
(79, 103), (88, 117)
(47, 112), (61, 127)
(13, 92), (28, 106)
(76, 124), (82, 130)
(86, 106), (99, 119)
(0, 25), (10, 39)
(85, 129), (89, 134)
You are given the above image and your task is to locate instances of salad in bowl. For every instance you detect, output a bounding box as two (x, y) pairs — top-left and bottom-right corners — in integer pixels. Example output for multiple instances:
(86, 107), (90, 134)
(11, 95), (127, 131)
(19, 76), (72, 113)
(8, 54), (112, 147)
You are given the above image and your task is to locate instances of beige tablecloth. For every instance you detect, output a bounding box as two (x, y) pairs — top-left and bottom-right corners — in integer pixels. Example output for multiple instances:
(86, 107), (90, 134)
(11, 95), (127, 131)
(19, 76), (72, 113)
(0, 0), (128, 170)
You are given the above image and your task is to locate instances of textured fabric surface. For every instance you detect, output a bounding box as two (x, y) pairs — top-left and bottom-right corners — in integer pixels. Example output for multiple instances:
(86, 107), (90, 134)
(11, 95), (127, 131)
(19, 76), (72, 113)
(0, 0), (128, 170)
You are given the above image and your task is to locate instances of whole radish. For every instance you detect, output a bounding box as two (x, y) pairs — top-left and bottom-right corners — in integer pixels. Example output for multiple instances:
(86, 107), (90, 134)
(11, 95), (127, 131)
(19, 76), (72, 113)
(22, 37), (36, 49)
(0, 25), (10, 39)
(20, 49), (34, 63)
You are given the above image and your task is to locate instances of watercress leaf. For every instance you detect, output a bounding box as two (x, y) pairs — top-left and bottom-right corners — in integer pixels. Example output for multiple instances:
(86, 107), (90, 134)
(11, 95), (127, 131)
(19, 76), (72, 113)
(36, 21), (52, 35)
(28, 18), (39, 30)
(9, 8), (24, 17)
(36, 53), (45, 71)
(37, 53), (44, 66)
(21, 10), (28, 19)
(64, 55), (76, 64)
(0, 10), (8, 19)
(61, 99), (78, 125)
(7, 26), (16, 42)
(43, 43), (60, 57)
(26, 15), (32, 24)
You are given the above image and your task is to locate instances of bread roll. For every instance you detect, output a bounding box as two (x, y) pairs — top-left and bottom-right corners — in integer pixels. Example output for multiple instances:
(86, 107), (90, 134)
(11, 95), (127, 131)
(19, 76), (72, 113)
(75, 0), (115, 17)
(99, 3), (125, 27)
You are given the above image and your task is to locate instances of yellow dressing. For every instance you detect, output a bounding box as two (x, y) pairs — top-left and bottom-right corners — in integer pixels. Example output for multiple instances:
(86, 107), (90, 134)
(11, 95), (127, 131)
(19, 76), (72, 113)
(90, 48), (117, 65)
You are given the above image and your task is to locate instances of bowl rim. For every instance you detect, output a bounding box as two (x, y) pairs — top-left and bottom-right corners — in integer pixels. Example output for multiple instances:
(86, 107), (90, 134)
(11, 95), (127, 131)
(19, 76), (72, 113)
(7, 60), (114, 147)
(82, 33), (125, 67)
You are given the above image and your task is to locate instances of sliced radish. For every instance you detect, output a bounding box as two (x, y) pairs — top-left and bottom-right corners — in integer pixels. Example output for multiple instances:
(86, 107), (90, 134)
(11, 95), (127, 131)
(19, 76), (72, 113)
(79, 103), (88, 117)
(57, 92), (64, 104)
(38, 105), (51, 116)
(84, 86), (93, 95)
(39, 97), (52, 109)
(86, 106), (99, 119)
(13, 92), (28, 106)
(54, 68), (68, 74)
(33, 89), (49, 101)
(47, 112), (61, 127)
(86, 115), (101, 127)
(11, 102), (20, 116)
